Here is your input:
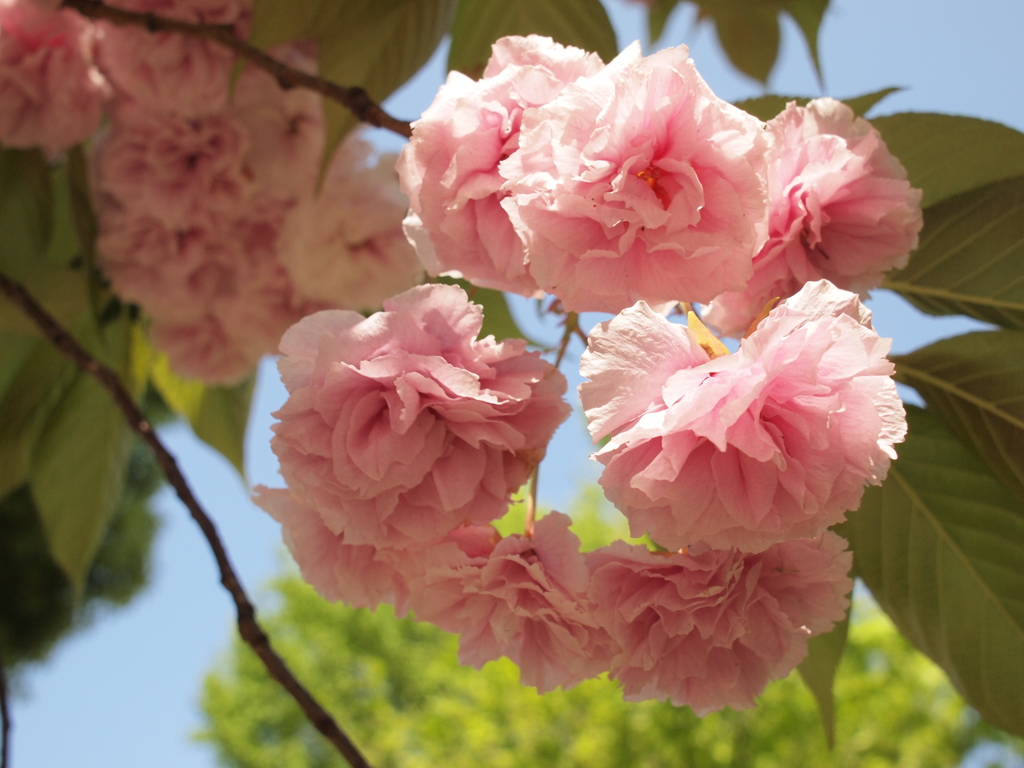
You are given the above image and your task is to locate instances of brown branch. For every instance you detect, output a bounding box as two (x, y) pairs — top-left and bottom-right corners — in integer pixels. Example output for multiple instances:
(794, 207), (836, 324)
(62, 0), (413, 139)
(0, 273), (374, 768)
(0, 638), (9, 768)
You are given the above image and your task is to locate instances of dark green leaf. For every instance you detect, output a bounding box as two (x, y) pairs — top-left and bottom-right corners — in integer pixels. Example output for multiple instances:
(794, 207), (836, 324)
(895, 330), (1024, 503)
(781, 0), (829, 83)
(841, 405), (1024, 737)
(797, 614), (849, 748)
(193, 377), (256, 475)
(872, 113), (1024, 207)
(0, 266), (91, 337)
(448, 0), (618, 76)
(0, 340), (77, 501)
(734, 87), (900, 122)
(251, 0), (455, 163)
(30, 372), (134, 595)
(840, 87), (902, 117)
(711, 3), (780, 84)
(884, 176), (1024, 329)
(0, 147), (52, 278)
(648, 0), (680, 42)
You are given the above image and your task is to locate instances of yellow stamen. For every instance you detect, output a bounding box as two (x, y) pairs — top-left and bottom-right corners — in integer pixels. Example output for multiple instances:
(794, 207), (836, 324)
(687, 311), (730, 359)
(743, 297), (781, 338)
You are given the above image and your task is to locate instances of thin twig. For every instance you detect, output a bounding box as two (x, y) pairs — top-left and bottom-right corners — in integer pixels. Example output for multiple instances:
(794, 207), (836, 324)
(553, 313), (578, 369)
(62, 0), (413, 139)
(524, 467), (538, 539)
(0, 273), (373, 768)
(0, 638), (9, 768)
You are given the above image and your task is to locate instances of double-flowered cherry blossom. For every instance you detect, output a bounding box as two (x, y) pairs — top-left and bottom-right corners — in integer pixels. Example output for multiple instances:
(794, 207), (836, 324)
(92, 39), (421, 384)
(254, 487), (415, 614)
(278, 132), (423, 310)
(269, 283), (571, 548)
(500, 42), (768, 313)
(586, 532), (852, 713)
(706, 98), (923, 337)
(0, 0), (108, 153)
(398, 35), (603, 297)
(95, 0), (249, 118)
(581, 280), (906, 553)
(410, 512), (617, 693)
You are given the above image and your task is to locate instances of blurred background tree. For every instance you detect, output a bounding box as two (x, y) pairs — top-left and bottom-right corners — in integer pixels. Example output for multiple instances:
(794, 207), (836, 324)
(0, 392), (169, 677)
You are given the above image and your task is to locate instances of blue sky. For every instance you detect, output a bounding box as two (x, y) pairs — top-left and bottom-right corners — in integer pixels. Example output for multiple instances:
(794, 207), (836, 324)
(9, 1), (1024, 766)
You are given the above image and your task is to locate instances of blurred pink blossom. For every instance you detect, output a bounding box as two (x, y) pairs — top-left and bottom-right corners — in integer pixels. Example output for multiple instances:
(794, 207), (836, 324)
(586, 532), (852, 714)
(411, 512), (617, 693)
(581, 280), (906, 553)
(278, 132), (423, 310)
(0, 0), (108, 154)
(501, 42), (768, 313)
(92, 106), (251, 228)
(398, 35), (604, 297)
(95, 0), (249, 117)
(230, 41), (324, 203)
(706, 98), (923, 336)
(270, 283), (570, 548)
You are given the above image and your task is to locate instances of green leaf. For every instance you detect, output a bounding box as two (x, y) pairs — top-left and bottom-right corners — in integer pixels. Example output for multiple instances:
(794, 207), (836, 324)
(648, 0), (680, 42)
(447, 0), (619, 76)
(30, 372), (133, 595)
(0, 340), (77, 501)
(734, 87), (900, 122)
(895, 330), (1024, 503)
(797, 615), (849, 748)
(884, 176), (1024, 329)
(871, 113), (1024, 207)
(193, 377), (256, 475)
(781, 0), (829, 83)
(841, 405), (1024, 737)
(251, 0), (456, 162)
(710, 3), (780, 84)
(840, 87), (902, 117)
(144, 336), (252, 473)
(0, 147), (52, 279)
(0, 265), (91, 337)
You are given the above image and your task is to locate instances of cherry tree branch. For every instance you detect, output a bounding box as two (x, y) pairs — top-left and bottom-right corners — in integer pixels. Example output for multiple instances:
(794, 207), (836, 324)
(0, 273), (374, 768)
(0, 638), (9, 768)
(61, 0), (413, 139)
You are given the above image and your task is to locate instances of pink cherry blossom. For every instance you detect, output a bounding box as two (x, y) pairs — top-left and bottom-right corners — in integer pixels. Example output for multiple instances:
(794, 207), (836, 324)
(277, 132), (423, 310)
(96, 195), (322, 384)
(500, 42), (768, 313)
(253, 487), (415, 613)
(411, 512), (617, 693)
(92, 106), (251, 229)
(397, 35), (604, 297)
(229, 41), (324, 204)
(586, 532), (852, 714)
(95, 0), (249, 118)
(0, 0), (108, 154)
(581, 280), (906, 553)
(270, 283), (571, 548)
(706, 98), (923, 337)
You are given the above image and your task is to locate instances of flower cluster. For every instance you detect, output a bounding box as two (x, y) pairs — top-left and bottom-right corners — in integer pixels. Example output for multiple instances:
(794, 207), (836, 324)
(255, 35), (913, 714)
(8, 6), (918, 715)
(1, 0), (420, 384)
(705, 98), (923, 336)
(399, 36), (769, 313)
